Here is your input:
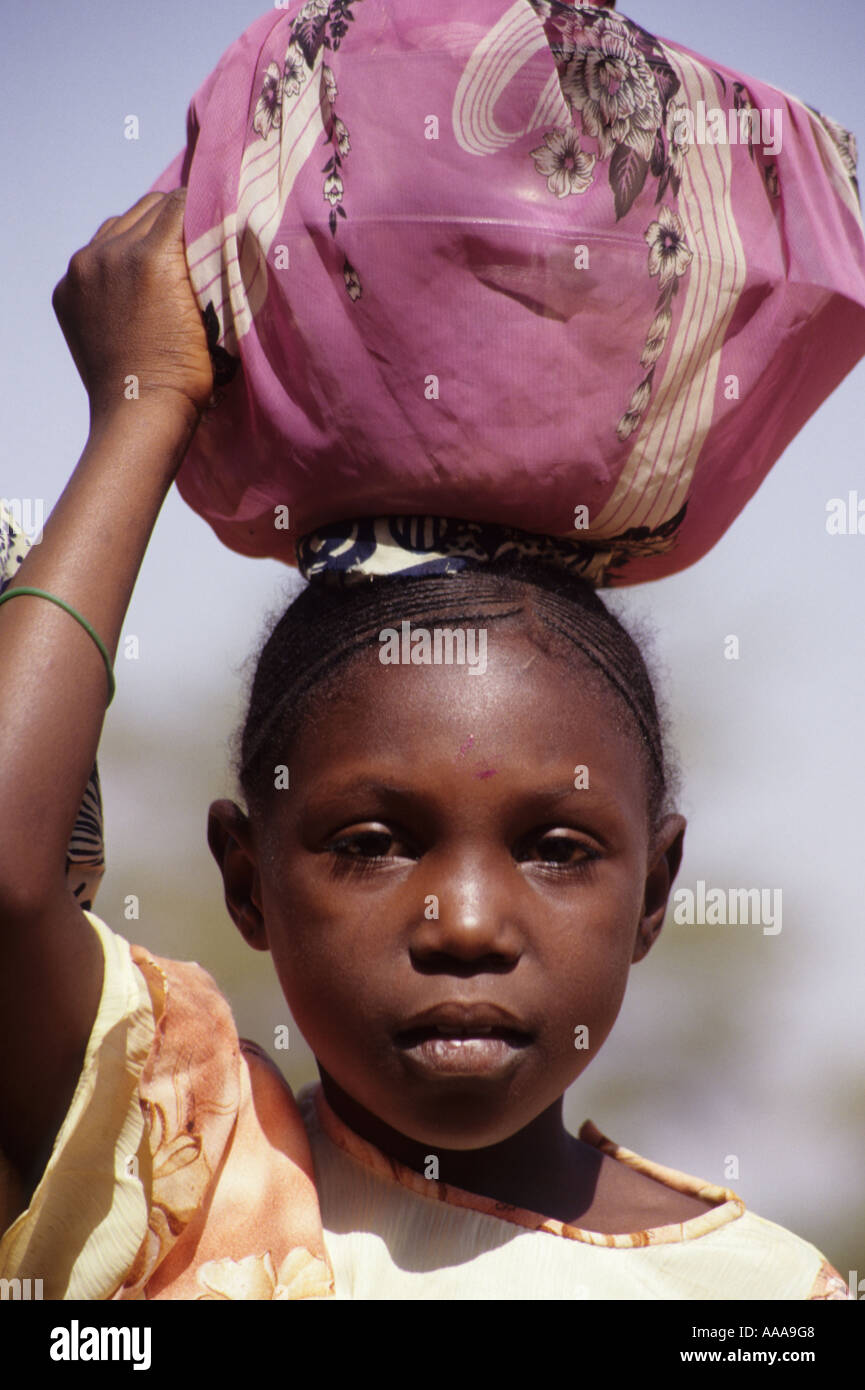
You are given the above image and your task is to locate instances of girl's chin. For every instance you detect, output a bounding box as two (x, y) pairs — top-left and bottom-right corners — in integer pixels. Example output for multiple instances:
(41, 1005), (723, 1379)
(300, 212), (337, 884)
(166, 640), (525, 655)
(318, 1054), (565, 1155)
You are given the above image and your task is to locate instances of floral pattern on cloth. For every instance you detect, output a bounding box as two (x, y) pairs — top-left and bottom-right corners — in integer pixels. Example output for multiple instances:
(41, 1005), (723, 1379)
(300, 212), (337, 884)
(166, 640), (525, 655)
(252, 0), (363, 301)
(0, 502), (105, 911)
(113, 944), (333, 1301)
(195, 1248), (332, 1301)
(814, 110), (859, 197)
(526, 2), (696, 439)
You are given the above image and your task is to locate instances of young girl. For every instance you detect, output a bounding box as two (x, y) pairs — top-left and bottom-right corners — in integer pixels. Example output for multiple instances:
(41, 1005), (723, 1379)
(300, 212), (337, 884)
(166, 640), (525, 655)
(0, 192), (851, 1299)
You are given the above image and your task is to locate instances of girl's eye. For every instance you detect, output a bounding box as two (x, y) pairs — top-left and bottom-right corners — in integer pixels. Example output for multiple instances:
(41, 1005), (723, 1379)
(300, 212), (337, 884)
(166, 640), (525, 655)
(327, 826), (409, 862)
(520, 832), (599, 868)
(325, 826), (597, 871)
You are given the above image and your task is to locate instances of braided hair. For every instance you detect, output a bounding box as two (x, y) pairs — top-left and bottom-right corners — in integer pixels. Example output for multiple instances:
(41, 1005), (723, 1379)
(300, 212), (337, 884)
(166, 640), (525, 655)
(235, 558), (676, 831)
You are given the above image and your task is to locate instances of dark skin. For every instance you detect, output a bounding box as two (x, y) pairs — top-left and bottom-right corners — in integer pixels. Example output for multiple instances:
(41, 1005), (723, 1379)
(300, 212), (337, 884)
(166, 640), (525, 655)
(209, 633), (713, 1232)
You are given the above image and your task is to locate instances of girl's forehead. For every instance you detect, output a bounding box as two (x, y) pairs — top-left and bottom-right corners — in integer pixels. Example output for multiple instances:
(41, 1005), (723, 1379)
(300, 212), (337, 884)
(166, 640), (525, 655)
(252, 626), (656, 850)
(270, 639), (651, 850)
(292, 628), (638, 773)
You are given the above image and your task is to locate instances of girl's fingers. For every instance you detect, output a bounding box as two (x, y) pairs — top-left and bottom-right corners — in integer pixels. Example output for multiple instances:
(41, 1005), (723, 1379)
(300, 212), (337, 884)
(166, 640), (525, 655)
(53, 184), (210, 418)
(90, 216), (120, 242)
(55, 189), (187, 323)
(89, 189), (183, 245)
(131, 188), (188, 252)
(102, 189), (188, 260)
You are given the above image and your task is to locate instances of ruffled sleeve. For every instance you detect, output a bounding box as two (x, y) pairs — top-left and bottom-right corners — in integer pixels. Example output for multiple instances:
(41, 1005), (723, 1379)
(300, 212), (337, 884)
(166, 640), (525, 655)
(0, 913), (156, 1299)
(0, 913), (334, 1300)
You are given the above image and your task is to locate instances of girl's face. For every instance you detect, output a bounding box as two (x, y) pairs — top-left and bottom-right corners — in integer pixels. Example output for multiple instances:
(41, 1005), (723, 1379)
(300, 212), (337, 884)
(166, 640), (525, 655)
(209, 626), (684, 1152)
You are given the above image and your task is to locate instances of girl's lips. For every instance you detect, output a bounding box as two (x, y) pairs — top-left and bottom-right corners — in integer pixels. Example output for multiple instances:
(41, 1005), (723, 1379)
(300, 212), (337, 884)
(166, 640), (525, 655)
(394, 1002), (533, 1043)
(395, 1026), (532, 1077)
(395, 1024), (530, 1047)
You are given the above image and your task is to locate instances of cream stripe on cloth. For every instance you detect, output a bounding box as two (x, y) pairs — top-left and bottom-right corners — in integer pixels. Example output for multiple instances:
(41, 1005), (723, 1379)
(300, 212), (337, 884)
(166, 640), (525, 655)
(591, 43), (746, 538)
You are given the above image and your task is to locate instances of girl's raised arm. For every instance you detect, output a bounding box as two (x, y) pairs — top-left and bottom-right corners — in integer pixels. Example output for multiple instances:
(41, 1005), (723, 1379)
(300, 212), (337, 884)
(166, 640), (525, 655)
(0, 189), (213, 1199)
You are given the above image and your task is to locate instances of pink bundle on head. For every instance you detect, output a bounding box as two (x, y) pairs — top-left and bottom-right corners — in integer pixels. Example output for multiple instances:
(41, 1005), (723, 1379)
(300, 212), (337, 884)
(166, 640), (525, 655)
(152, 0), (865, 585)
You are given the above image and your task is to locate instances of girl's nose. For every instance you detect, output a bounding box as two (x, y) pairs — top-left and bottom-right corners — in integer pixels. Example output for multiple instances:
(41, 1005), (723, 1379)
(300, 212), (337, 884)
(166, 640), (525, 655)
(408, 849), (524, 971)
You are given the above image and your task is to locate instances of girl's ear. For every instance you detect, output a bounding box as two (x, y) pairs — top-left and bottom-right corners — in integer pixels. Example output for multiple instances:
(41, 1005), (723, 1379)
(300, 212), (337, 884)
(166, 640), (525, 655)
(207, 799), (270, 952)
(633, 814), (686, 963)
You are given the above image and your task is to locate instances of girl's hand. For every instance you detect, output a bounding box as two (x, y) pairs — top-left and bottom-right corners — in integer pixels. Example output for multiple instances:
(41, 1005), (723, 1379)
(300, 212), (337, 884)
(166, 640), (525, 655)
(52, 189), (215, 425)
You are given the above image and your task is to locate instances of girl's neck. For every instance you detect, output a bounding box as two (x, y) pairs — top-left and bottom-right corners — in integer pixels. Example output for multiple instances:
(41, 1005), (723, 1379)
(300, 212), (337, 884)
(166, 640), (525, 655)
(317, 1069), (603, 1222)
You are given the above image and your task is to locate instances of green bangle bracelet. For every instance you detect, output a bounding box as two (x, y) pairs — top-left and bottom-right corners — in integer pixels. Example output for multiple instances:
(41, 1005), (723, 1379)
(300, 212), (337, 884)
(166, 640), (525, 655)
(0, 585), (116, 706)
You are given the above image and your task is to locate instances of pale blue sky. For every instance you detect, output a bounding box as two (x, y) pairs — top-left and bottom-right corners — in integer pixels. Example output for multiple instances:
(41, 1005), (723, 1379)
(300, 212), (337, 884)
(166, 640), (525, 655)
(3, 1), (864, 1265)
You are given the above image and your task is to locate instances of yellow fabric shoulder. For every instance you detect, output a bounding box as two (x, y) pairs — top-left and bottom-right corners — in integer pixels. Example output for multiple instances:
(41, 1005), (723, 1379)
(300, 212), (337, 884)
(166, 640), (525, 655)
(0, 913), (154, 1298)
(0, 912), (332, 1301)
